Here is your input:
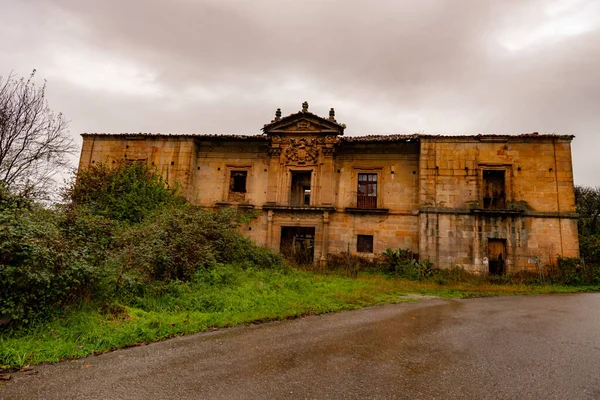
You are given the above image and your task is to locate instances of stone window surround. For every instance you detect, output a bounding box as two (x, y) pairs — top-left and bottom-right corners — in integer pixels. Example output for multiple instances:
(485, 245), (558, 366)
(357, 234), (374, 253)
(478, 163), (512, 207)
(355, 229), (378, 256)
(282, 166), (316, 206)
(352, 167), (384, 209)
(223, 165), (253, 203)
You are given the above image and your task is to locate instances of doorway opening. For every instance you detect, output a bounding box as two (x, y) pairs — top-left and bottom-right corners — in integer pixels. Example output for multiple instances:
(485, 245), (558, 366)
(290, 171), (312, 206)
(280, 226), (315, 265)
(488, 239), (506, 275)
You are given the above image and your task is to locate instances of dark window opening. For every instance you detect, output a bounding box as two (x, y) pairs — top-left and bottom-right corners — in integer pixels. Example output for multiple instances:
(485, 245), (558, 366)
(357, 235), (374, 253)
(230, 171), (247, 193)
(303, 187), (311, 206)
(483, 170), (506, 209)
(291, 171), (312, 206)
(357, 173), (378, 208)
(228, 171), (247, 202)
(280, 227), (315, 265)
(488, 239), (506, 275)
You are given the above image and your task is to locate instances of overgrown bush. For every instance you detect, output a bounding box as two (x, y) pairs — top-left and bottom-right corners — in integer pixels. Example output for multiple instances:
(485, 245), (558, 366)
(381, 248), (434, 280)
(0, 201), (103, 324)
(64, 161), (185, 223)
(550, 257), (600, 286)
(1, 163), (288, 326)
(325, 252), (379, 276)
(114, 206), (285, 284)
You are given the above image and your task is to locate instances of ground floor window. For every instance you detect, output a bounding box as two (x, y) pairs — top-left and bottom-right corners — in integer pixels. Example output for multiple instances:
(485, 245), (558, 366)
(357, 234), (374, 253)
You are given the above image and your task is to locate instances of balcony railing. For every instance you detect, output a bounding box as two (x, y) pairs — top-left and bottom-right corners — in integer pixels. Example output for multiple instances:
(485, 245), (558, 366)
(357, 195), (377, 209)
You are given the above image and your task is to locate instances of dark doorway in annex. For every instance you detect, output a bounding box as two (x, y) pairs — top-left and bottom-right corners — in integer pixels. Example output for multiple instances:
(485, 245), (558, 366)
(280, 226), (315, 265)
(488, 239), (506, 275)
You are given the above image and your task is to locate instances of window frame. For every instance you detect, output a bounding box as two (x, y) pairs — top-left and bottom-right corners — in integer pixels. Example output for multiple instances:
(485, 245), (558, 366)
(357, 234), (374, 253)
(357, 172), (379, 209)
(224, 166), (252, 203)
(289, 169), (313, 207)
(478, 164), (511, 210)
(230, 170), (248, 194)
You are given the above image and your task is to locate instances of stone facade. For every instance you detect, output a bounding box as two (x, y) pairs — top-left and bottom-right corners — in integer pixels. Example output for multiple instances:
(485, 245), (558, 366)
(78, 105), (579, 273)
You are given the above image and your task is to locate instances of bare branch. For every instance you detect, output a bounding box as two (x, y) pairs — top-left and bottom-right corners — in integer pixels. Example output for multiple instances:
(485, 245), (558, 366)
(0, 70), (75, 199)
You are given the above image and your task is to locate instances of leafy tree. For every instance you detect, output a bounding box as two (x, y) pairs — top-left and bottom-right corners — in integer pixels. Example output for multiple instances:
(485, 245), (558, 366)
(575, 186), (600, 236)
(0, 70), (74, 199)
(575, 185), (600, 264)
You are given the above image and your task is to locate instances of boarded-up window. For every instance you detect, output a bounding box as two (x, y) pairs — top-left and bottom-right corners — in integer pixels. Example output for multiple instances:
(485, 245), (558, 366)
(357, 173), (377, 208)
(483, 170), (506, 209)
(357, 235), (374, 253)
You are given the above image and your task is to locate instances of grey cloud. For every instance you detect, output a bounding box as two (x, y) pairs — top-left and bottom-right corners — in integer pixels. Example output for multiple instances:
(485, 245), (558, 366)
(3, 0), (600, 184)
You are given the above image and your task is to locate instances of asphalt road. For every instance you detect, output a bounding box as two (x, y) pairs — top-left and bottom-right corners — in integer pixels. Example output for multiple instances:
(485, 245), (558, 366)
(2, 293), (600, 400)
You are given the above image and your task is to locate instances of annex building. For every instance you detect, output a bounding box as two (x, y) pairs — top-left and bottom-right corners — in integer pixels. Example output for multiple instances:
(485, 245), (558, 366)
(78, 103), (579, 273)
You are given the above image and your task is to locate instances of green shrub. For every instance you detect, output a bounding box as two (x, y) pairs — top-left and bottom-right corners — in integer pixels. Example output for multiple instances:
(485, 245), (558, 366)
(325, 252), (379, 276)
(64, 162), (185, 223)
(381, 248), (433, 280)
(114, 206), (285, 283)
(0, 203), (103, 324)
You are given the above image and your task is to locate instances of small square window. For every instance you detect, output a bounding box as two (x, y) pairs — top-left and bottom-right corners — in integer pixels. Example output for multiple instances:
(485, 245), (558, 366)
(357, 235), (374, 253)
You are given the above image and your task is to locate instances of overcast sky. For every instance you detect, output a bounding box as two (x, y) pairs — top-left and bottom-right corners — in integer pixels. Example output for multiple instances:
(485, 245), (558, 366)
(2, 0), (599, 185)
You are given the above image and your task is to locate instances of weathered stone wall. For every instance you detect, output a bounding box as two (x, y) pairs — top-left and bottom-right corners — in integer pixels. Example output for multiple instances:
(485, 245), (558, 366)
(418, 137), (578, 271)
(79, 130), (578, 273)
(78, 135), (196, 199)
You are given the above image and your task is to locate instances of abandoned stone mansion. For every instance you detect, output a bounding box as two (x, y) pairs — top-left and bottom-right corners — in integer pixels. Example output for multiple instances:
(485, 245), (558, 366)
(78, 104), (579, 273)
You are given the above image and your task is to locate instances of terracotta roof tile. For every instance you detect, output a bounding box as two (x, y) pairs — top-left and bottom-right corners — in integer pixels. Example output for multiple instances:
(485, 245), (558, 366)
(81, 132), (574, 142)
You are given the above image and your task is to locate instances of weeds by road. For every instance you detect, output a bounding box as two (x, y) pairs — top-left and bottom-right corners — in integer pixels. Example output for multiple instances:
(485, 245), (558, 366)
(0, 266), (593, 371)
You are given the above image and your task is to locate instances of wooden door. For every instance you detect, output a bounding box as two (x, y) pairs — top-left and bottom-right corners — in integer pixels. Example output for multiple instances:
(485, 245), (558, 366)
(488, 239), (506, 275)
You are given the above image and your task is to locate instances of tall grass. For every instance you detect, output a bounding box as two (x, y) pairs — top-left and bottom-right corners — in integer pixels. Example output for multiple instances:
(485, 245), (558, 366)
(0, 265), (592, 370)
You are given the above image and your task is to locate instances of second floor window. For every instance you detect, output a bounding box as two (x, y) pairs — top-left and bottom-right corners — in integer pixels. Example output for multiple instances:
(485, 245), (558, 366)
(291, 171), (312, 206)
(482, 170), (506, 209)
(357, 173), (378, 208)
(228, 171), (247, 202)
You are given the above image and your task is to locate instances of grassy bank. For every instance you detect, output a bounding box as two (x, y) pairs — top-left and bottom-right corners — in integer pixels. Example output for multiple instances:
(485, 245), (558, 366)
(1, 266), (594, 371)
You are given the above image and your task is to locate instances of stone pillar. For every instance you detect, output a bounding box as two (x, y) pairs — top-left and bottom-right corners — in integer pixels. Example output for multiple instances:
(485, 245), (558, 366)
(320, 211), (330, 268)
(266, 148), (281, 204)
(320, 147), (335, 205)
(267, 210), (274, 249)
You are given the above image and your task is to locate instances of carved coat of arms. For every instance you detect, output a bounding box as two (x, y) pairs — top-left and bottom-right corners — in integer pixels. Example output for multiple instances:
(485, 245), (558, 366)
(284, 137), (319, 164)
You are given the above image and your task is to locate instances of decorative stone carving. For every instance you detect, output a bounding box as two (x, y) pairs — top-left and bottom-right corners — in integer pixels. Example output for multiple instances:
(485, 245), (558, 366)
(317, 135), (338, 145)
(322, 147), (336, 157)
(268, 147), (282, 157)
(270, 135), (285, 144)
(284, 137), (319, 164)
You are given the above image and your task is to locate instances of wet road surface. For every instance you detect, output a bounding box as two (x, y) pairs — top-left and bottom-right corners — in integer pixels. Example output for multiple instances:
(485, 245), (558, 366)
(2, 293), (600, 399)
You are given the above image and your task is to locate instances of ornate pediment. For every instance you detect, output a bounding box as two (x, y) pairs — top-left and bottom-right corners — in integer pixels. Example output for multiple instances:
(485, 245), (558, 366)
(264, 103), (343, 162)
(262, 102), (345, 136)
